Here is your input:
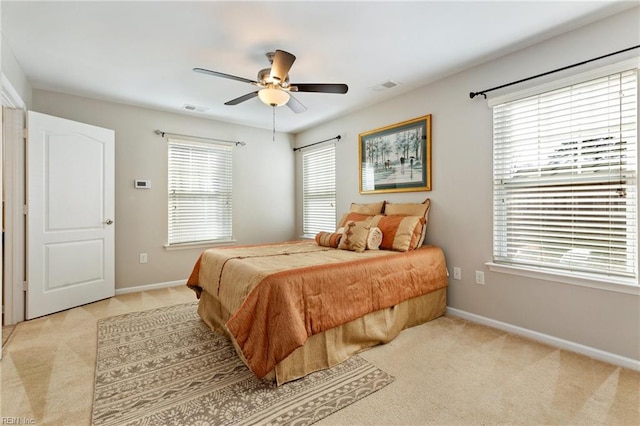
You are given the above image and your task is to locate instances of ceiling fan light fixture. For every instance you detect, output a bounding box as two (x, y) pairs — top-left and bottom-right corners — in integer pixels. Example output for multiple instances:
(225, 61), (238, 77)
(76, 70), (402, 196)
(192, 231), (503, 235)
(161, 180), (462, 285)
(258, 88), (290, 107)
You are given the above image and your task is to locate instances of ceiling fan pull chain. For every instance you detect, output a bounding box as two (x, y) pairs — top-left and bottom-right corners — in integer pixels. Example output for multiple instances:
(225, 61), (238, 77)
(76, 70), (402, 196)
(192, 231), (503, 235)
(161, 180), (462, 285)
(272, 106), (276, 142)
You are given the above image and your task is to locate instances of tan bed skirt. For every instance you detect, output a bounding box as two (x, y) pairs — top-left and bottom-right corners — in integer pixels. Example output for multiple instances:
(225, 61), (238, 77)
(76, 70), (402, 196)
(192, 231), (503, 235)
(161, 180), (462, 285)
(198, 286), (447, 385)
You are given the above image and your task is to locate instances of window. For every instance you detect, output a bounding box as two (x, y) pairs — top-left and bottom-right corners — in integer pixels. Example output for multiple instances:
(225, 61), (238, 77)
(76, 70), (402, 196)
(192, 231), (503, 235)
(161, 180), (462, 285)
(302, 145), (336, 236)
(167, 138), (233, 245)
(492, 68), (637, 284)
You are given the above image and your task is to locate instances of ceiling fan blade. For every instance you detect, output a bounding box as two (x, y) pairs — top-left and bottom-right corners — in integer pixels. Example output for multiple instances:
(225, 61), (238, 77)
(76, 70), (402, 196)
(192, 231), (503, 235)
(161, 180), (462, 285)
(193, 67), (257, 85)
(292, 83), (349, 94)
(225, 91), (259, 105)
(270, 50), (296, 82)
(286, 94), (307, 114)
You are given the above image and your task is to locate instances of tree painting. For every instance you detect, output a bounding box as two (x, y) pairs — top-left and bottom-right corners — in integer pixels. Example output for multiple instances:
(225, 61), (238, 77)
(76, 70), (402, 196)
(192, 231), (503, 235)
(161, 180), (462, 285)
(359, 115), (431, 193)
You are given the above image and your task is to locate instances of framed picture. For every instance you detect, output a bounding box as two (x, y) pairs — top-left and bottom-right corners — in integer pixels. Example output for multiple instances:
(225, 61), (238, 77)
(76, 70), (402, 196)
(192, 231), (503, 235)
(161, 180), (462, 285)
(359, 114), (432, 194)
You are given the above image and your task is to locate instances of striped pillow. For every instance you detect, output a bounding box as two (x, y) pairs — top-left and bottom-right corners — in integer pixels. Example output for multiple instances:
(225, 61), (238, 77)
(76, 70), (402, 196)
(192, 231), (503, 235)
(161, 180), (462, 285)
(337, 211), (373, 229)
(315, 231), (342, 248)
(383, 198), (431, 247)
(369, 215), (425, 252)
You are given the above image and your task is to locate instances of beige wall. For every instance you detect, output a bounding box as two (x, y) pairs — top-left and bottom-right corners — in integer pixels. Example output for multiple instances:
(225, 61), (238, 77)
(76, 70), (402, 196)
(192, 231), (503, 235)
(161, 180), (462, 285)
(294, 8), (640, 361)
(33, 91), (296, 289)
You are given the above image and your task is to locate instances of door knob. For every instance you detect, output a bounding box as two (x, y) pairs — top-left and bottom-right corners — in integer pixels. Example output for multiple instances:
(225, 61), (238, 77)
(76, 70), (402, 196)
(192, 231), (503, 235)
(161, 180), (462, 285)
(104, 219), (114, 225)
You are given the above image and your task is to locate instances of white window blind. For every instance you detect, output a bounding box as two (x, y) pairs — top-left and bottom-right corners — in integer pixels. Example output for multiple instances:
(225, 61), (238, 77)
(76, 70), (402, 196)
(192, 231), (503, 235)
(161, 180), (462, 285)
(493, 69), (638, 283)
(168, 138), (233, 245)
(302, 145), (336, 236)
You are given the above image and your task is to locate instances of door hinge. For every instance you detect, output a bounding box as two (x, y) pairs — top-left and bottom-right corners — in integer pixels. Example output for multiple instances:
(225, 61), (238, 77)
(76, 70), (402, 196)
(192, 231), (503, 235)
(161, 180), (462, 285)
(23, 204), (28, 215)
(23, 281), (28, 292)
(23, 128), (28, 139)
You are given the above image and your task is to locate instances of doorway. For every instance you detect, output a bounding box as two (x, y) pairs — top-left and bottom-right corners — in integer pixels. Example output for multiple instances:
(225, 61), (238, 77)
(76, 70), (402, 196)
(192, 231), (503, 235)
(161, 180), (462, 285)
(2, 103), (115, 326)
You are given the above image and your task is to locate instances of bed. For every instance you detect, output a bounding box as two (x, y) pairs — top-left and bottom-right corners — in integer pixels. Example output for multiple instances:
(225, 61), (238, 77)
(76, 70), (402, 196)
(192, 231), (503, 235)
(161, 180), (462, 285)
(186, 199), (448, 385)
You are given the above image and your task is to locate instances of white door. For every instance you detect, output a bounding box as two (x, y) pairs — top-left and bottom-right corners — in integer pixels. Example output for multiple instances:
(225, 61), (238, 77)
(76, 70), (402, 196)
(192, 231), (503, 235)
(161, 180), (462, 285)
(26, 111), (115, 319)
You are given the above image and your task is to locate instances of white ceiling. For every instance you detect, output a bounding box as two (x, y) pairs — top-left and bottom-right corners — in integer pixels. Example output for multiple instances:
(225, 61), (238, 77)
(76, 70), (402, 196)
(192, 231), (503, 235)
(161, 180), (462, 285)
(1, 1), (635, 133)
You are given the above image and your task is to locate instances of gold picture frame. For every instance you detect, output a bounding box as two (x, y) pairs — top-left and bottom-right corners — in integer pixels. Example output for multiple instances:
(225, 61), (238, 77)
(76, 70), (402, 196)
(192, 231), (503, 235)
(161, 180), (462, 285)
(359, 115), (432, 194)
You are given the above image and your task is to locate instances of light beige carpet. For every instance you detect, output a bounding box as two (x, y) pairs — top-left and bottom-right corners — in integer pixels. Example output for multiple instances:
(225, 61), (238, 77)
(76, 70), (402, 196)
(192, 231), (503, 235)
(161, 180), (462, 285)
(92, 302), (393, 426)
(1, 286), (198, 425)
(319, 315), (640, 425)
(2, 284), (639, 425)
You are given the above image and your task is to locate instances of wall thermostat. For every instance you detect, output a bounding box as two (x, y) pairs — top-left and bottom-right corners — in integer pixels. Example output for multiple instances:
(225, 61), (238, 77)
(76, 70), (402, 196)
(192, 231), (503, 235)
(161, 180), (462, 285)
(134, 179), (151, 189)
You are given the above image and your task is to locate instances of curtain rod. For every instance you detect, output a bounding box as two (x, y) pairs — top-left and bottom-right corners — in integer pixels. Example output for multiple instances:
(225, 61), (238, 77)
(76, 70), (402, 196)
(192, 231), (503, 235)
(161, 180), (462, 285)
(154, 130), (246, 146)
(293, 135), (341, 152)
(470, 45), (640, 99)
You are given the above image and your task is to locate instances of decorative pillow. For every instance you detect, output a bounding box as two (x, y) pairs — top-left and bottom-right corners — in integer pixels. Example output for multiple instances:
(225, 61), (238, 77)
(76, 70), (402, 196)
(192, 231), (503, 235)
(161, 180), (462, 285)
(349, 201), (385, 215)
(315, 231), (342, 248)
(383, 198), (431, 247)
(366, 227), (383, 250)
(338, 220), (370, 253)
(369, 215), (425, 252)
(384, 198), (430, 217)
(337, 211), (373, 229)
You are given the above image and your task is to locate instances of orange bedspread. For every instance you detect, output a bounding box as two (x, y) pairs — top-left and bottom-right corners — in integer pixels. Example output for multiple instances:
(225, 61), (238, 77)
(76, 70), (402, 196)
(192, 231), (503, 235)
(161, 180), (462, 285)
(187, 241), (448, 378)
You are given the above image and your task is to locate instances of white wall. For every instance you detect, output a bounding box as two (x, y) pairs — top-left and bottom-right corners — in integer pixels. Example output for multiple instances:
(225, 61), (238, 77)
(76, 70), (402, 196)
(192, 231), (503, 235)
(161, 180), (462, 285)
(294, 8), (640, 361)
(34, 90), (296, 289)
(1, 35), (32, 108)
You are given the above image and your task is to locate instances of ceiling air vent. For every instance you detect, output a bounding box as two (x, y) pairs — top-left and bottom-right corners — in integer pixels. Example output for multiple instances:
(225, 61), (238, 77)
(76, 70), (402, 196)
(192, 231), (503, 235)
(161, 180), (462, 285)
(372, 80), (401, 91)
(182, 104), (209, 113)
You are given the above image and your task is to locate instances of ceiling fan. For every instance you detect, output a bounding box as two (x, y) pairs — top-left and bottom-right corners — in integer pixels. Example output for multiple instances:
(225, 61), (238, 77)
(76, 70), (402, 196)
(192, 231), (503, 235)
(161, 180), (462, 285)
(193, 49), (348, 113)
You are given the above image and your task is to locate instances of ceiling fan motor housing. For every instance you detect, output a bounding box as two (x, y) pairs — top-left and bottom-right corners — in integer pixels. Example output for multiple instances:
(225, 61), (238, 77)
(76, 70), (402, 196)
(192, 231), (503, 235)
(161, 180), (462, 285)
(265, 51), (276, 64)
(258, 68), (289, 87)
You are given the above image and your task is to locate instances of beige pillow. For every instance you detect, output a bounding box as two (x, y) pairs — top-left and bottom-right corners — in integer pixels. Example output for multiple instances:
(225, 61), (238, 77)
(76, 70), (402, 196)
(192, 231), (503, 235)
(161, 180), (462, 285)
(369, 215), (425, 252)
(340, 226), (382, 250)
(366, 227), (383, 250)
(383, 198), (431, 246)
(349, 201), (385, 215)
(384, 198), (430, 217)
(338, 220), (370, 253)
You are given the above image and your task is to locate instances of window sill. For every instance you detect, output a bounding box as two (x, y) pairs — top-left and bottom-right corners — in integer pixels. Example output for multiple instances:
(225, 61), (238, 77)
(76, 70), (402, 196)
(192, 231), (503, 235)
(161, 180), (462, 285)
(164, 240), (236, 251)
(486, 262), (639, 296)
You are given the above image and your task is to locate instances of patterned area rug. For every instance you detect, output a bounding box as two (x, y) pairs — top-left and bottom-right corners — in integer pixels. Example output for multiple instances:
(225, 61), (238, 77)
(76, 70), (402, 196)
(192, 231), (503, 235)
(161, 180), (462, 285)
(92, 302), (394, 425)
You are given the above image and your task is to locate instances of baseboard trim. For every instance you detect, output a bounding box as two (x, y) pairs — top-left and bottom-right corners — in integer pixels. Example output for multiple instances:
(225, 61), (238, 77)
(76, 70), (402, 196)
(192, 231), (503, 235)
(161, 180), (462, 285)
(115, 280), (187, 296)
(446, 307), (640, 372)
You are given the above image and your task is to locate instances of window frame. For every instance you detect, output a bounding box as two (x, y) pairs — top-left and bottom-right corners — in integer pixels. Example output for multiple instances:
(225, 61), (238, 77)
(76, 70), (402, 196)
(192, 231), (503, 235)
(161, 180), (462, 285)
(166, 137), (234, 248)
(488, 59), (639, 295)
(301, 144), (337, 238)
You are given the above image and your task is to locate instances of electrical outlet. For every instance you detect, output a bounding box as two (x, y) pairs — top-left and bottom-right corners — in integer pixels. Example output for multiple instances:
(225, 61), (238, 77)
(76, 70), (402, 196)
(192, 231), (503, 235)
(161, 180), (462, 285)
(139, 253), (148, 264)
(475, 270), (485, 285)
(453, 267), (462, 280)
